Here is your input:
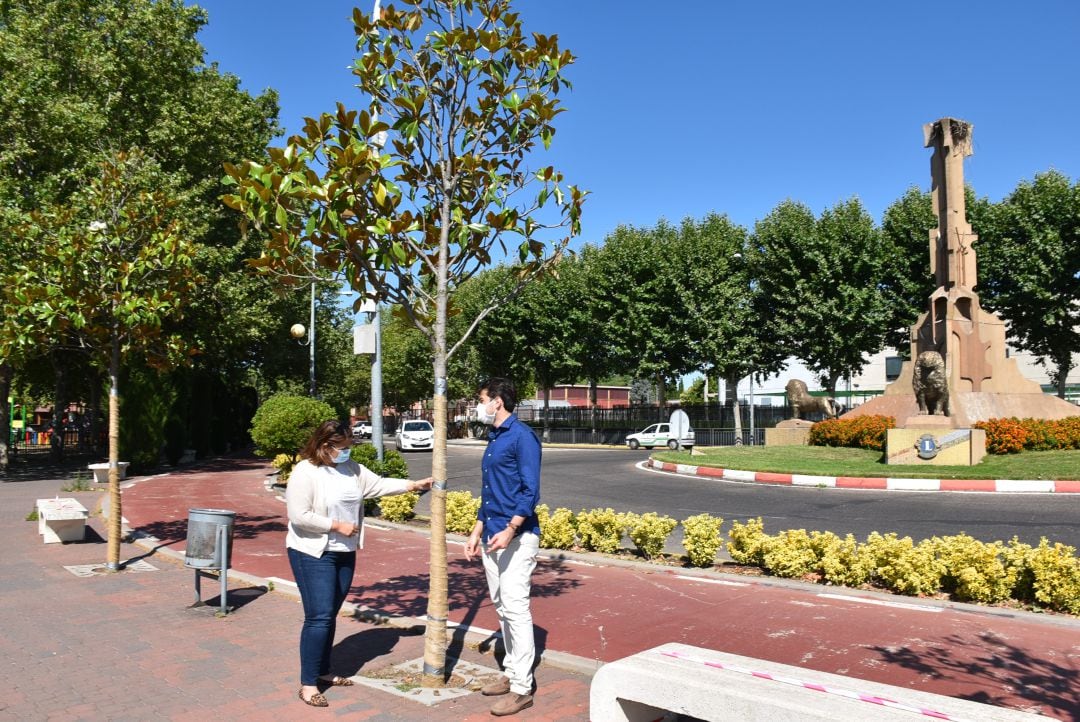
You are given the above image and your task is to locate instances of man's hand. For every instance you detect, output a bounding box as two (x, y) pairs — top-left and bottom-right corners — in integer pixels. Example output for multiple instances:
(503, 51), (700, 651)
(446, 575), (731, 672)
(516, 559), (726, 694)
(485, 527), (515, 553)
(464, 531), (482, 561)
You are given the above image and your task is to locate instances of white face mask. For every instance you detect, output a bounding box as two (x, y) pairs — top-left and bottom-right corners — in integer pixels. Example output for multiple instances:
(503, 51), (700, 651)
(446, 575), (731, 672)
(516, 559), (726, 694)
(475, 399), (497, 425)
(332, 447), (352, 464)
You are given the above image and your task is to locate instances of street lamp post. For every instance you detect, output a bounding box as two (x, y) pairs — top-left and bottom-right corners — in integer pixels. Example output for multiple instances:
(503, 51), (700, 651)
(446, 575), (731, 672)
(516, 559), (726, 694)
(289, 248), (318, 397)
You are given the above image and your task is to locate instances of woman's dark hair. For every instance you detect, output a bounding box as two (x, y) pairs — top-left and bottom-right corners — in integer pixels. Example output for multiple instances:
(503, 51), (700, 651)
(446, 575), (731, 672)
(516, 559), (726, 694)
(300, 420), (350, 466)
(478, 377), (517, 412)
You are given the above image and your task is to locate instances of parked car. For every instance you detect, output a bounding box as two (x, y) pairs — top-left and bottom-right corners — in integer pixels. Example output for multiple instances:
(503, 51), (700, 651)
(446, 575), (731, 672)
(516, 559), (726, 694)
(395, 419), (434, 452)
(352, 420), (372, 440)
(625, 422), (694, 450)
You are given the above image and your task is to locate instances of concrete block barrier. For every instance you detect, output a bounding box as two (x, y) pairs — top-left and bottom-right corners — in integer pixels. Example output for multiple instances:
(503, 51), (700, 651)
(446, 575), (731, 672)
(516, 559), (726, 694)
(590, 642), (1045, 721)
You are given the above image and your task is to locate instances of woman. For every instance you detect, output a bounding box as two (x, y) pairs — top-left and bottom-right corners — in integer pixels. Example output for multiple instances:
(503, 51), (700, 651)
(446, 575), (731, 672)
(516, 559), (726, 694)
(286, 420), (432, 708)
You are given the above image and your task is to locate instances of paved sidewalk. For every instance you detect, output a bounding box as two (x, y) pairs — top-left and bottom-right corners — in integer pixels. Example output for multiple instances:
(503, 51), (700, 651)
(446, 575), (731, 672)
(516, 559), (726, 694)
(0, 469), (588, 720)
(6, 452), (1080, 720)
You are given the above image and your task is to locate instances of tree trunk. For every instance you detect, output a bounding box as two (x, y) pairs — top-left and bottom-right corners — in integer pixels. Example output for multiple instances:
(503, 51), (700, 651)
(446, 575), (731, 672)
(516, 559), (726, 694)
(423, 195), (451, 684)
(726, 373), (742, 446)
(1051, 353), (1072, 399)
(655, 372), (666, 408)
(50, 353), (67, 462)
(589, 377), (598, 443)
(0, 362), (11, 471)
(89, 372), (102, 454)
(542, 385), (551, 443)
(106, 336), (123, 571)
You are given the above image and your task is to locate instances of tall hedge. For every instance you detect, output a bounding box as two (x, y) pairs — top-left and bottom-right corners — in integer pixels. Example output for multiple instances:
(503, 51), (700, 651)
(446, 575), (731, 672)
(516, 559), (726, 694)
(250, 394), (336, 457)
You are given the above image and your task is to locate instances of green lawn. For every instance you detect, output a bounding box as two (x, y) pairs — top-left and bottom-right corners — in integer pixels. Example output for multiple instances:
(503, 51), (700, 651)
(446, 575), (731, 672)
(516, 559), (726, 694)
(652, 445), (1080, 480)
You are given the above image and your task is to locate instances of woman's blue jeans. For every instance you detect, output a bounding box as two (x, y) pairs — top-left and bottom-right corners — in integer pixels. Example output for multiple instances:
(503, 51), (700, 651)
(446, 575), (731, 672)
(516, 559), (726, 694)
(287, 547), (356, 685)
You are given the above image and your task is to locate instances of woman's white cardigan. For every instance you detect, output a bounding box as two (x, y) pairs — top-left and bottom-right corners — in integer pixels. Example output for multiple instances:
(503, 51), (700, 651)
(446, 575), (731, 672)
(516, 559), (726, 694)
(285, 458), (411, 557)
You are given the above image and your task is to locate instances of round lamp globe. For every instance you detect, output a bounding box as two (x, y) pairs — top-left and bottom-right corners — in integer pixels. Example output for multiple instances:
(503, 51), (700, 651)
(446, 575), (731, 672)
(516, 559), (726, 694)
(289, 323), (306, 339)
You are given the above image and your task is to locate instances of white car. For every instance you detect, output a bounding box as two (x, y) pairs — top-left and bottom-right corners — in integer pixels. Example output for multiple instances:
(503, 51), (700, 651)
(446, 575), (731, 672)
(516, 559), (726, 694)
(352, 421), (372, 439)
(395, 419), (434, 451)
(625, 423), (694, 450)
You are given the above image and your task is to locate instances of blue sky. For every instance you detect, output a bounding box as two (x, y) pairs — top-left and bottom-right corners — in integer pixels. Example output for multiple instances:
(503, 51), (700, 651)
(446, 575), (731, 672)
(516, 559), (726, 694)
(194, 0), (1080, 251)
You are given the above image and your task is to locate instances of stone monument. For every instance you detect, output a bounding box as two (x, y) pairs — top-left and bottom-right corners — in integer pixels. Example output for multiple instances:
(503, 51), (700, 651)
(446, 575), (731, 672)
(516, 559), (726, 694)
(844, 118), (1078, 462)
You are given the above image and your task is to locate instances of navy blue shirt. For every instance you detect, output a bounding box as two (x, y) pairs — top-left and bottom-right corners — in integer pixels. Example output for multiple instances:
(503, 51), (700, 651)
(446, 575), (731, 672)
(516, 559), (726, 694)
(479, 414), (541, 542)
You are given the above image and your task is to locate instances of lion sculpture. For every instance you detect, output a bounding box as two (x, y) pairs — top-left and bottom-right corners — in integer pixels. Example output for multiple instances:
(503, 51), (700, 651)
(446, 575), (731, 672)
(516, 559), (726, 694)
(913, 350), (949, 415)
(785, 379), (837, 420)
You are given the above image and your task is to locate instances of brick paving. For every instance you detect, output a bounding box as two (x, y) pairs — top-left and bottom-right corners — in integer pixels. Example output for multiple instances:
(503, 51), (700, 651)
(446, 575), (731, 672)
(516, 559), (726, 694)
(0, 473), (589, 721)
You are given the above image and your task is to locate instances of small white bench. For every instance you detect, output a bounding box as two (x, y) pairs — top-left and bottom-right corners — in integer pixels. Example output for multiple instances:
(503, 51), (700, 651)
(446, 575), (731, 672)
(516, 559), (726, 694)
(87, 462), (130, 484)
(36, 498), (89, 544)
(590, 642), (1044, 721)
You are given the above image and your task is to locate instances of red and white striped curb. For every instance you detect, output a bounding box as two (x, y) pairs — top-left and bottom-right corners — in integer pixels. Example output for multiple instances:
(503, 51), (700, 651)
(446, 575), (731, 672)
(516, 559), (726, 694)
(659, 649), (974, 721)
(646, 458), (1080, 493)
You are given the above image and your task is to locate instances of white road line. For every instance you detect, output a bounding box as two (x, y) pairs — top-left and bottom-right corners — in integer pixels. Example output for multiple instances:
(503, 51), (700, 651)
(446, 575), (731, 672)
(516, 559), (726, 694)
(674, 575), (749, 587)
(817, 593), (942, 613)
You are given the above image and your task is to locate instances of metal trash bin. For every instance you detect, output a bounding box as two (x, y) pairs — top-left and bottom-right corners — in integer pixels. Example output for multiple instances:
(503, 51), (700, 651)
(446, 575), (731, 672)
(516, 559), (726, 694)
(184, 508), (235, 614)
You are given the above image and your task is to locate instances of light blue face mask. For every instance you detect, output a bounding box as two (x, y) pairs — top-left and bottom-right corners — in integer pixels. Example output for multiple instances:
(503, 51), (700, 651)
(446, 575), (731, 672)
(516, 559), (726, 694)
(333, 448), (352, 464)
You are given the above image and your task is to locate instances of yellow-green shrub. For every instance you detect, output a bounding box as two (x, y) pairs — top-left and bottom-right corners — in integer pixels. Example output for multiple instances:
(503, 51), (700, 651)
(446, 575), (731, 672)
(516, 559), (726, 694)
(864, 532), (943, 596)
(446, 490), (481, 534)
(537, 504), (576, 550)
(1025, 538), (1080, 614)
(682, 513), (724, 568)
(625, 512), (678, 560)
(377, 492), (419, 523)
(760, 529), (817, 578)
(933, 533), (1015, 604)
(818, 533), (872, 587)
(271, 453), (299, 483)
(727, 517), (767, 566)
(576, 508), (626, 553)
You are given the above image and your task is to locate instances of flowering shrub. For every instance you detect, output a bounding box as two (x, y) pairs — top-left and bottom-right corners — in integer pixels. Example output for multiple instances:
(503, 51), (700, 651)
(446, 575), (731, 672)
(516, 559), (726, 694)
(809, 415), (895, 451)
(974, 418), (1030, 454)
(972, 417), (1080, 454)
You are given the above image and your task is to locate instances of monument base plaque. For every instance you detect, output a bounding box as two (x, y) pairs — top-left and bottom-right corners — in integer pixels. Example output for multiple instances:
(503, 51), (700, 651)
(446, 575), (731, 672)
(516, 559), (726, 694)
(886, 427), (986, 466)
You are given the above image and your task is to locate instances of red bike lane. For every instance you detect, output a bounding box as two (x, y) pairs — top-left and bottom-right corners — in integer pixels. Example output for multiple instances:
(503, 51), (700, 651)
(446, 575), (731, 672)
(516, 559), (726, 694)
(120, 455), (1080, 720)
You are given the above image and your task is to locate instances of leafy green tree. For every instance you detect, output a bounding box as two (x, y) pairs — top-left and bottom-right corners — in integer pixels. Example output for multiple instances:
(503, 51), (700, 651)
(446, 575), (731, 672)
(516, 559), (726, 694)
(751, 198), (893, 397)
(880, 187), (937, 352)
(223, 0), (584, 679)
(977, 171), (1080, 397)
(0, 0), (280, 465)
(593, 223), (689, 405)
(5, 150), (199, 569)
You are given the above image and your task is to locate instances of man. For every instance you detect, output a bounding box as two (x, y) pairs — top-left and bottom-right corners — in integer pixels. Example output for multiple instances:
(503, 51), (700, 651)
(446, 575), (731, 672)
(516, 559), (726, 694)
(464, 377), (541, 717)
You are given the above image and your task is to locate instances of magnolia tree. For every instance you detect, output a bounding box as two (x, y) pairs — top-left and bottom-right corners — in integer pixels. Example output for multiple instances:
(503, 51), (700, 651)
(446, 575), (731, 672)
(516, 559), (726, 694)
(5, 150), (198, 568)
(223, 0), (584, 681)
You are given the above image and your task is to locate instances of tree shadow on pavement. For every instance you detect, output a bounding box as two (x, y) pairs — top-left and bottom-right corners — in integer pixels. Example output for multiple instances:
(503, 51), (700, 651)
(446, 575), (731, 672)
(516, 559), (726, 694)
(331, 625), (426, 676)
(132, 514), (285, 545)
(345, 556), (581, 681)
(870, 631), (1079, 719)
(0, 453), (97, 482)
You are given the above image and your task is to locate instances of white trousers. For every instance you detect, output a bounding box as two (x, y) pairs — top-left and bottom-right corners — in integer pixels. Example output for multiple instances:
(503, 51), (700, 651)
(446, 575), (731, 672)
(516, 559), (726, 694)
(482, 532), (539, 695)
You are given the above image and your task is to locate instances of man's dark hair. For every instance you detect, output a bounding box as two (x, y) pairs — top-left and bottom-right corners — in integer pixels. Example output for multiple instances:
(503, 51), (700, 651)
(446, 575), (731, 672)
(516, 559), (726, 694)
(479, 377), (517, 412)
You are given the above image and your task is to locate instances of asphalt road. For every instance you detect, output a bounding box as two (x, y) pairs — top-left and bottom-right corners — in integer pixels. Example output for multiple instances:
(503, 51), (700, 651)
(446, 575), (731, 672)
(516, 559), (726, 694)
(391, 443), (1080, 551)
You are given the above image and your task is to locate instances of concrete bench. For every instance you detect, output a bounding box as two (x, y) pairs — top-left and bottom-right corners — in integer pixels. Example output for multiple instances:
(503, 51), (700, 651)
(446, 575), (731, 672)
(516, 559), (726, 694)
(88, 462), (130, 484)
(589, 642), (1044, 721)
(36, 498), (89, 544)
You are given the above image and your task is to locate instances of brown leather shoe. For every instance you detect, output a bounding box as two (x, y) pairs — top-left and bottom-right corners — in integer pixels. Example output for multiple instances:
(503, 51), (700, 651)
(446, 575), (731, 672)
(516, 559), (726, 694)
(490, 693), (533, 716)
(480, 676), (511, 696)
